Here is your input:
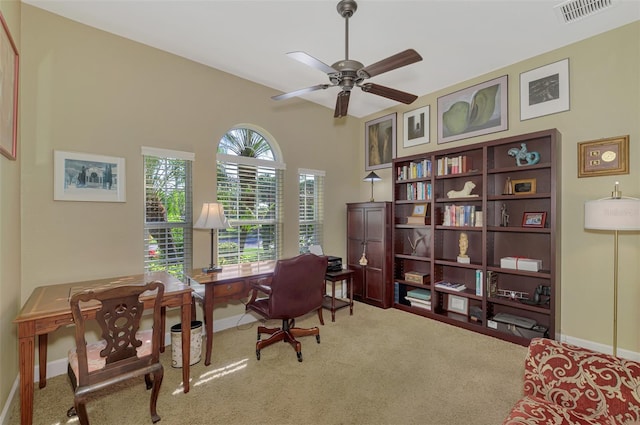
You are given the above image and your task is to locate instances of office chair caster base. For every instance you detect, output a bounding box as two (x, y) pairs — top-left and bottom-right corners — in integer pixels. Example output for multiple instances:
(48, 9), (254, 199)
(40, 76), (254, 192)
(316, 335), (320, 343)
(256, 349), (261, 360)
(297, 352), (303, 362)
(67, 406), (77, 418)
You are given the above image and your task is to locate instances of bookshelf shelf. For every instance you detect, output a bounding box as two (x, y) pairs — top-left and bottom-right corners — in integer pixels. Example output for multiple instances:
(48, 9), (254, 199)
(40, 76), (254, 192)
(392, 129), (560, 346)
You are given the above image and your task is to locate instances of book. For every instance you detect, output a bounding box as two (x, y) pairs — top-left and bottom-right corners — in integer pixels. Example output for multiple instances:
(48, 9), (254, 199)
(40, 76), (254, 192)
(406, 288), (431, 301)
(406, 297), (431, 310)
(435, 281), (467, 292)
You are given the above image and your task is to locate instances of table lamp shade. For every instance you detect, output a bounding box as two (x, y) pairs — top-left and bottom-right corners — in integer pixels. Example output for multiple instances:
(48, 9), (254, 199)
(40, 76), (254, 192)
(364, 171), (381, 182)
(194, 202), (230, 230)
(584, 198), (640, 230)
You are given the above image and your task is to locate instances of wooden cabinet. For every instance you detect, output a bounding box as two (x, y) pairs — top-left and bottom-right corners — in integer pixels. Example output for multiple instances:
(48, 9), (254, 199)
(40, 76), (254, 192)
(346, 202), (393, 309)
(392, 129), (560, 345)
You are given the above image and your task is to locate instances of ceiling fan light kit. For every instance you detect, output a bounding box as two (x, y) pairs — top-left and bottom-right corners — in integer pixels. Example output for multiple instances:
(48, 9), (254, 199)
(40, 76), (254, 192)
(272, 0), (423, 118)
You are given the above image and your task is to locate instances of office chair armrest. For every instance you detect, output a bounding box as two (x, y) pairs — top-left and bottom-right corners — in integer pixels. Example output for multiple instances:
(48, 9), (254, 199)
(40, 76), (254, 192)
(247, 277), (272, 304)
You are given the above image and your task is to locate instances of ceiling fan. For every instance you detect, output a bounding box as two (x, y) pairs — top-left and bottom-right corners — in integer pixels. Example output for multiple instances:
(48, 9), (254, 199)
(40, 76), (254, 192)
(271, 0), (423, 118)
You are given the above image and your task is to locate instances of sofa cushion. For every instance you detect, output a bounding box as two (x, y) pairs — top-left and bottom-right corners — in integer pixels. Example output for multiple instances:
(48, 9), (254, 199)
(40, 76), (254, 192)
(522, 338), (640, 424)
(503, 395), (607, 425)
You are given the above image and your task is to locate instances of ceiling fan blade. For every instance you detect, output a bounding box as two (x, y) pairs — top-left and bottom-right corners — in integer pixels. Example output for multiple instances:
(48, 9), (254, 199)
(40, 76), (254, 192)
(272, 84), (330, 101)
(358, 49), (423, 79)
(334, 91), (350, 118)
(287, 51), (337, 74)
(361, 83), (418, 104)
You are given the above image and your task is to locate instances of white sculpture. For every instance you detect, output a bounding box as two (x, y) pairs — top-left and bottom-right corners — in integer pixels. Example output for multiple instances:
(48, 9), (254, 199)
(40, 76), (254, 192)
(447, 181), (479, 198)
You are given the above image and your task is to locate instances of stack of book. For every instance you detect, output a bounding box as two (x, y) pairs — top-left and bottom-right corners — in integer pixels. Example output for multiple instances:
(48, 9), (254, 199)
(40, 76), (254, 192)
(404, 288), (431, 310)
(435, 281), (467, 292)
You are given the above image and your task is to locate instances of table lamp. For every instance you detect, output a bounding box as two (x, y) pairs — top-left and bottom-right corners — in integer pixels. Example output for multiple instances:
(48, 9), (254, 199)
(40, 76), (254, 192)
(584, 182), (640, 356)
(194, 202), (231, 273)
(364, 171), (381, 202)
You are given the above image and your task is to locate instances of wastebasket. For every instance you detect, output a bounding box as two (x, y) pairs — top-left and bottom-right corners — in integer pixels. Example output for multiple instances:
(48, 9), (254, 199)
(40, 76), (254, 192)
(170, 320), (203, 368)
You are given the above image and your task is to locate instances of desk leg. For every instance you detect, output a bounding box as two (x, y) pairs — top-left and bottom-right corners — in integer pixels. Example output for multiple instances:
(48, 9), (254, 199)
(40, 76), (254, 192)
(331, 280), (336, 322)
(38, 334), (47, 388)
(18, 323), (36, 425)
(204, 285), (214, 366)
(349, 275), (354, 315)
(181, 298), (191, 393)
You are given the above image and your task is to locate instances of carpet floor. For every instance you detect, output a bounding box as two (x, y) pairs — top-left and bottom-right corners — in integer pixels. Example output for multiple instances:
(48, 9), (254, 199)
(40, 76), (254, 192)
(7, 301), (527, 425)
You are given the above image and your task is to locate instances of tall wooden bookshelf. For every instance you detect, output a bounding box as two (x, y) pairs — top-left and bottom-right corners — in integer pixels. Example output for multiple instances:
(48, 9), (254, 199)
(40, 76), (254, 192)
(392, 129), (560, 345)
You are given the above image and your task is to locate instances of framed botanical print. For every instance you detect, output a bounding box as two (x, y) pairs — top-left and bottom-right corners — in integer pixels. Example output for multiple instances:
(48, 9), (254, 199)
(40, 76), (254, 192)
(365, 113), (396, 171)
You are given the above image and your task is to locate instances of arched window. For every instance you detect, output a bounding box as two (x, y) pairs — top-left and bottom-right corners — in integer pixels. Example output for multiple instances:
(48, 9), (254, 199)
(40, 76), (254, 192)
(216, 126), (284, 265)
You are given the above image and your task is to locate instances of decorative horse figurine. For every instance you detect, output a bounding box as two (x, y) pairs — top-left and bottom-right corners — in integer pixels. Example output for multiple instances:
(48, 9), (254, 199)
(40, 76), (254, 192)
(508, 143), (540, 166)
(447, 181), (479, 198)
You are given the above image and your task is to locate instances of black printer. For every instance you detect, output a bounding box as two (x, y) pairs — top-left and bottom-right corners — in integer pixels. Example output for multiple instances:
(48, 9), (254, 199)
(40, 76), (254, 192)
(326, 256), (343, 272)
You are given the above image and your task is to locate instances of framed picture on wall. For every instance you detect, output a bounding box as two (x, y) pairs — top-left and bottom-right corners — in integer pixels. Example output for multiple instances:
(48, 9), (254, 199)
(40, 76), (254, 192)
(520, 58), (570, 121)
(54, 151), (126, 202)
(437, 75), (508, 144)
(577, 135), (629, 178)
(0, 12), (19, 161)
(365, 113), (396, 171)
(403, 105), (430, 148)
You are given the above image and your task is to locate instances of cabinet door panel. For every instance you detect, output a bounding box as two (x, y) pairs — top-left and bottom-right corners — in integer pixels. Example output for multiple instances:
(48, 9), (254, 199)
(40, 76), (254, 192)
(365, 267), (384, 302)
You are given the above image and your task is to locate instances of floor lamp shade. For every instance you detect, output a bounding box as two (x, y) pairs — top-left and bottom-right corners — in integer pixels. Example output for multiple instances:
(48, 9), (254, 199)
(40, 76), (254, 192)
(584, 184), (640, 357)
(194, 202), (231, 273)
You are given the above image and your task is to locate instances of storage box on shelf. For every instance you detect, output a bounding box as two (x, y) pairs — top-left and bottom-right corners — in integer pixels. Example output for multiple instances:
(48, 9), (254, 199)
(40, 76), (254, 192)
(392, 129), (560, 346)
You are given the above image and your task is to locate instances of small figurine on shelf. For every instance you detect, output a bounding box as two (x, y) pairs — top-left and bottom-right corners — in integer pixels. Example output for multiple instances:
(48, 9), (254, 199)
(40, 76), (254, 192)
(457, 232), (470, 264)
(407, 232), (427, 256)
(507, 143), (540, 166)
(500, 203), (509, 227)
(503, 177), (513, 195)
(446, 181), (479, 198)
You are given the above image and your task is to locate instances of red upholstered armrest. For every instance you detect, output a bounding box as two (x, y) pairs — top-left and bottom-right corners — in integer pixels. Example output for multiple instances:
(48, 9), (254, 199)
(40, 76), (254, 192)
(523, 338), (640, 423)
(247, 277), (272, 304)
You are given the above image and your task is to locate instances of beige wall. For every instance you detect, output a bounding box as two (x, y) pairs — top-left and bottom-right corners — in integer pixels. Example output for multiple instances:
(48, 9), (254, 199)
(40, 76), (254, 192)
(1, 3), (639, 415)
(363, 22), (640, 355)
(0, 0), (20, 416)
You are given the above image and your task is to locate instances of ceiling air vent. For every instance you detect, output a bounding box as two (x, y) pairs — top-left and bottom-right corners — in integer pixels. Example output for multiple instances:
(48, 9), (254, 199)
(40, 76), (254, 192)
(554, 0), (615, 24)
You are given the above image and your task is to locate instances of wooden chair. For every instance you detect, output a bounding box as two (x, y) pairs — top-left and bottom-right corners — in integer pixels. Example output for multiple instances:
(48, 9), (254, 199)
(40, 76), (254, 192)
(67, 281), (165, 424)
(246, 253), (328, 362)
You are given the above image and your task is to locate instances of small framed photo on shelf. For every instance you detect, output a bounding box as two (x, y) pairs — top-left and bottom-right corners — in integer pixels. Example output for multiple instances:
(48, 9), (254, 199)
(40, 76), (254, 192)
(522, 211), (547, 228)
(577, 135), (629, 178)
(402, 105), (430, 148)
(511, 178), (536, 195)
(411, 203), (428, 217)
(447, 294), (469, 315)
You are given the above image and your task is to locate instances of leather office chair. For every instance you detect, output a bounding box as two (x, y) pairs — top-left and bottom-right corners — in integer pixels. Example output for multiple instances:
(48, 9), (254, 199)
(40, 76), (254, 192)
(246, 253), (328, 362)
(67, 281), (165, 424)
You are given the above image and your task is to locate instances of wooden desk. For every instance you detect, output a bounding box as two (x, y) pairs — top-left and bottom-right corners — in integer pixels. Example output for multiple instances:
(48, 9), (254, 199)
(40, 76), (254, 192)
(188, 261), (276, 366)
(323, 269), (354, 322)
(14, 271), (193, 425)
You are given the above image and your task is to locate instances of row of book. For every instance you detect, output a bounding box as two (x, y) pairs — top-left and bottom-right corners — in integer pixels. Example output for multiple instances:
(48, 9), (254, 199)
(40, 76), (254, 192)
(404, 287), (431, 310)
(397, 159), (432, 181)
(436, 155), (473, 176)
(405, 182), (432, 201)
(442, 205), (482, 227)
(435, 281), (467, 292)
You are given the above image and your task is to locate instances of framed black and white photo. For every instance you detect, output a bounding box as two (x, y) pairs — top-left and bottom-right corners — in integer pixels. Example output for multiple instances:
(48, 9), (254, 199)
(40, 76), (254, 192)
(447, 294), (468, 315)
(365, 113), (396, 171)
(54, 151), (126, 202)
(403, 105), (429, 148)
(437, 75), (508, 144)
(520, 58), (569, 121)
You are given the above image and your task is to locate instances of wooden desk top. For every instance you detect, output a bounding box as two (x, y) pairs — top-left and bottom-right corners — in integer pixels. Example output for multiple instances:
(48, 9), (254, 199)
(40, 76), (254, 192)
(189, 261), (277, 284)
(14, 271), (190, 323)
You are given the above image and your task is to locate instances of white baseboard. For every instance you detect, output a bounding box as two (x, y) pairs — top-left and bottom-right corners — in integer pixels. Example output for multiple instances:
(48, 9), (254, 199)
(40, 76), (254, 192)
(560, 334), (640, 362)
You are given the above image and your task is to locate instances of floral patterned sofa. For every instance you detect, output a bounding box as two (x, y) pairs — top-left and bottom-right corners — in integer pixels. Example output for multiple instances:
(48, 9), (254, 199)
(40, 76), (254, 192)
(504, 337), (640, 425)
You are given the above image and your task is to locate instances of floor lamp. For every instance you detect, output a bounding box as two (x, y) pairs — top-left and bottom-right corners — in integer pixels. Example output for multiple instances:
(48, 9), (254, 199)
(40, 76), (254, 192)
(364, 171), (381, 202)
(194, 202), (231, 273)
(584, 182), (640, 357)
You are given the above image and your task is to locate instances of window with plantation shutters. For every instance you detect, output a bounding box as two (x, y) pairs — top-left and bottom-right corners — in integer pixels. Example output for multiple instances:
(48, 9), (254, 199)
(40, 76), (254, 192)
(298, 169), (325, 253)
(216, 127), (284, 265)
(142, 147), (194, 280)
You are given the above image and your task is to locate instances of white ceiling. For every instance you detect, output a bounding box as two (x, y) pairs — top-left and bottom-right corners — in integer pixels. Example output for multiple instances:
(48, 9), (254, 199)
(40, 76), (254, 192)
(22, 0), (640, 118)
